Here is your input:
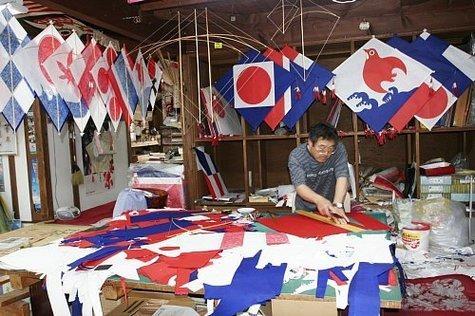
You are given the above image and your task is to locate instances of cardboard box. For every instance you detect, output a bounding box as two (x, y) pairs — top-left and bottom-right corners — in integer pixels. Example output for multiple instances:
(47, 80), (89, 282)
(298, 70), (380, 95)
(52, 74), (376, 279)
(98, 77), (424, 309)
(271, 298), (337, 316)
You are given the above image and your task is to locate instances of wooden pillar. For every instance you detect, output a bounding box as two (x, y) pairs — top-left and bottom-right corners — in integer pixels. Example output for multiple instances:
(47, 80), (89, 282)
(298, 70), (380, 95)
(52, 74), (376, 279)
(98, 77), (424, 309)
(415, 122), (421, 198)
(181, 54), (199, 208)
(68, 122), (80, 209)
(8, 156), (19, 219)
(27, 100), (53, 222)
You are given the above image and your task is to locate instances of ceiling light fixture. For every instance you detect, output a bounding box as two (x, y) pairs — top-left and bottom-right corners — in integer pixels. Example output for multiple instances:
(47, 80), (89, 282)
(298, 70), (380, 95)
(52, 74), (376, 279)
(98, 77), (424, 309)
(358, 19), (370, 31)
(332, 0), (358, 3)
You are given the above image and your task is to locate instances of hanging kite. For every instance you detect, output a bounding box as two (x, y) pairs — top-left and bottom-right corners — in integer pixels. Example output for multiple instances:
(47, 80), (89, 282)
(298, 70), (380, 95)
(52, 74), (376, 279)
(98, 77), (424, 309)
(387, 36), (457, 131)
(13, 22), (70, 131)
(44, 31), (90, 133)
(72, 38), (107, 131)
(331, 38), (432, 132)
(214, 49), (296, 130)
(147, 57), (162, 110)
(134, 50), (152, 121)
(91, 43), (121, 131)
(111, 46), (138, 125)
(0, 6), (35, 130)
(280, 45), (334, 129)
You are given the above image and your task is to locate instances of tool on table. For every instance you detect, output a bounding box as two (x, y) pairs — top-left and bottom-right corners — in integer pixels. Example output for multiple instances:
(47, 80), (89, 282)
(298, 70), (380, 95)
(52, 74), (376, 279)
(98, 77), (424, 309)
(295, 210), (365, 233)
(330, 210), (364, 226)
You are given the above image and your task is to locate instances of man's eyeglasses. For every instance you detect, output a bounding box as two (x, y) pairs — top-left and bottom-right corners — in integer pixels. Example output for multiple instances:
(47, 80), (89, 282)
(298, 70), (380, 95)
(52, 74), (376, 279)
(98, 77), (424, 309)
(315, 145), (335, 155)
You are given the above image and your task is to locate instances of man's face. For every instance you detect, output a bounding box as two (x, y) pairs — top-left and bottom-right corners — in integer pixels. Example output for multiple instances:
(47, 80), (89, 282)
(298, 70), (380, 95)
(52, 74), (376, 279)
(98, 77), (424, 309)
(307, 138), (336, 163)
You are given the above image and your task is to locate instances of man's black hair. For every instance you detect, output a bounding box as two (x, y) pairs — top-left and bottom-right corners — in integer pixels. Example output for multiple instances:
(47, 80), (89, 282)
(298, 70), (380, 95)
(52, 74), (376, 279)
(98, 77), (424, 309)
(308, 122), (339, 143)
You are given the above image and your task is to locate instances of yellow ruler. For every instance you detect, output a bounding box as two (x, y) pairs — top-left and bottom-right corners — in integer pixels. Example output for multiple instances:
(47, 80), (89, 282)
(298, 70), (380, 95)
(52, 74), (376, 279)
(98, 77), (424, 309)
(295, 210), (366, 233)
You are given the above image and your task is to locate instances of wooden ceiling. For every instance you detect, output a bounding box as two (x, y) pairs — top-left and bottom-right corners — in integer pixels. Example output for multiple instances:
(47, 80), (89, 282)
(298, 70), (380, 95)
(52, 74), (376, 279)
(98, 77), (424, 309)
(30, 0), (475, 58)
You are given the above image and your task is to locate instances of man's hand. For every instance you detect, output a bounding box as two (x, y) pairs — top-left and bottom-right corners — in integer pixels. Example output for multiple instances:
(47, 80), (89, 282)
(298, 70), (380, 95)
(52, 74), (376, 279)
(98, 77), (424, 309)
(328, 205), (349, 225)
(314, 197), (333, 217)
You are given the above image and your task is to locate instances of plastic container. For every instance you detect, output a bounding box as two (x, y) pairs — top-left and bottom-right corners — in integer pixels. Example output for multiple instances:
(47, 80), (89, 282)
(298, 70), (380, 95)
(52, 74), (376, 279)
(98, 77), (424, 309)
(402, 221), (431, 252)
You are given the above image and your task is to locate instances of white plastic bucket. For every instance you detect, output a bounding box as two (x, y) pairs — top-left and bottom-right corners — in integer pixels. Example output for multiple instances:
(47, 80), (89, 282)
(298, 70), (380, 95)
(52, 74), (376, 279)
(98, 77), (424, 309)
(402, 221), (431, 252)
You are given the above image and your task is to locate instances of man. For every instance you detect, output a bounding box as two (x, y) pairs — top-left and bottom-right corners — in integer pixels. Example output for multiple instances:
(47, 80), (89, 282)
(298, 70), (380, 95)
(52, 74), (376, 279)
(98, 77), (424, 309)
(288, 122), (349, 224)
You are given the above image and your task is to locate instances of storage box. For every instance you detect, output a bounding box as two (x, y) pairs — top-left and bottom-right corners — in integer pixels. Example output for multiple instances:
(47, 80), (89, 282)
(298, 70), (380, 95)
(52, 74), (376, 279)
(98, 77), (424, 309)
(271, 299), (337, 316)
(420, 185), (451, 194)
(420, 175), (452, 186)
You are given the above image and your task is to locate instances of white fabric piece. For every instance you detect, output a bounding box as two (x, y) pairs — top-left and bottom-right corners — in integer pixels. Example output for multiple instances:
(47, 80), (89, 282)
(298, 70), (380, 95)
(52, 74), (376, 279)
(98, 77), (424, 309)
(46, 270), (71, 316)
(101, 251), (158, 281)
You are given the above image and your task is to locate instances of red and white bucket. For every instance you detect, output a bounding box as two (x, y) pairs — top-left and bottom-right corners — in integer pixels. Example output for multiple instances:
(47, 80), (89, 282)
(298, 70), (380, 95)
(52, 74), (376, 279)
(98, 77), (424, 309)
(402, 221), (431, 252)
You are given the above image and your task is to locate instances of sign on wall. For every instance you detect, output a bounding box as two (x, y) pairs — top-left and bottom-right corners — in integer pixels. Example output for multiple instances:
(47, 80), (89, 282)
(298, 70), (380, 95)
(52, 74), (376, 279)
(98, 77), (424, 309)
(0, 117), (17, 155)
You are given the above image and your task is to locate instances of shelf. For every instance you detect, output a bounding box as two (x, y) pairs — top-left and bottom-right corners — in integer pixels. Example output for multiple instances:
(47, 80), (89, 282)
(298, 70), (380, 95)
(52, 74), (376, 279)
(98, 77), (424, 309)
(131, 141), (161, 148)
(194, 126), (475, 144)
(162, 142), (183, 146)
(417, 126), (475, 133)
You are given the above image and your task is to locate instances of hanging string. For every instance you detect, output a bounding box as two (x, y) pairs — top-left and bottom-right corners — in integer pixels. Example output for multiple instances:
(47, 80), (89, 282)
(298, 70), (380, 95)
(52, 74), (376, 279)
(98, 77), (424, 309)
(178, 11), (185, 135)
(194, 10), (202, 124)
(205, 8), (213, 124)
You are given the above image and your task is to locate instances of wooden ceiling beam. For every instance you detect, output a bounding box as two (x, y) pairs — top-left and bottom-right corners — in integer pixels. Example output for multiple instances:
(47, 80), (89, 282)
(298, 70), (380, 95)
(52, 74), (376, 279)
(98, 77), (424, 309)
(32, 0), (145, 42)
(140, 0), (228, 12)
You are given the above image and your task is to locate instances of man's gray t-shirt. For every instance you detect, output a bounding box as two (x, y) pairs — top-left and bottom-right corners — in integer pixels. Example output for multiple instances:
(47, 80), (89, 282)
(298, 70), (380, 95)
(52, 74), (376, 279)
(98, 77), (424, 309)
(288, 142), (349, 211)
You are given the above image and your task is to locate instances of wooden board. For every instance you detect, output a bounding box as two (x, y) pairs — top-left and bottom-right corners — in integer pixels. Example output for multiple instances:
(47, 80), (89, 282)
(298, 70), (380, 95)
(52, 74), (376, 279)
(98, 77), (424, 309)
(295, 210), (366, 233)
(0, 222), (88, 256)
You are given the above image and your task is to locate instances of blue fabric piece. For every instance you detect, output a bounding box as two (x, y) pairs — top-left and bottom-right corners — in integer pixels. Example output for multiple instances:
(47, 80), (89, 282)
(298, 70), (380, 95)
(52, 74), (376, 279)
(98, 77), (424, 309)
(331, 266), (350, 282)
(136, 167), (179, 178)
(390, 243), (406, 297)
(348, 262), (393, 316)
(113, 189), (148, 217)
(282, 61), (334, 129)
(214, 50), (297, 130)
(71, 293), (83, 316)
(130, 211), (195, 223)
(204, 251), (286, 316)
(316, 265), (353, 298)
(190, 270), (198, 282)
(82, 220), (193, 247)
(68, 245), (128, 269)
(316, 269), (330, 298)
(387, 36), (471, 97)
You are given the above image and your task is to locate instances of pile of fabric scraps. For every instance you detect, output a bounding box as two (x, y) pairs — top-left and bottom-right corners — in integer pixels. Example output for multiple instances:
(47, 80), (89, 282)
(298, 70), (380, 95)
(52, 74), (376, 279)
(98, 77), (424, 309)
(360, 167), (406, 202)
(403, 274), (475, 314)
(0, 209), (398, 316)
(396, 247), (475, 280)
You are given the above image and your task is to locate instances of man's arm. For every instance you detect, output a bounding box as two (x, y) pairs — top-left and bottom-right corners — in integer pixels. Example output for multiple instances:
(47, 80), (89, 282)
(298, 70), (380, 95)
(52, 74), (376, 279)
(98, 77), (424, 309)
(295, 184), (332, 217)
(333, 176), (348, 205)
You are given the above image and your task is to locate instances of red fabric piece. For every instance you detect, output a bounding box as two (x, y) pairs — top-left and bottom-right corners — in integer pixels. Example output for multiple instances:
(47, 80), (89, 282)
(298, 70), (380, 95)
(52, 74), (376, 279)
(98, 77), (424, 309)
(53, 201), (115, 226)
(108, 220), (128, 230)
(224, 225), (247, 232)
(257, 213), (389, 238)
(124, 249), (158, 262)
(220, 231), (244, 250)
(68, 240), (96, 248)
(161, 250), (220, 269)
(175, 268), (193, 295)
(329, 270), (347, 286)
(131, 218), (170, 228)
(80, 255), (114, 269)
(388, 269), (397, 286)
(266, 232), (289, 245)
(420, 165), (455, 176)
(139, 261), (177, 284)
(66, 227), (110, 241)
